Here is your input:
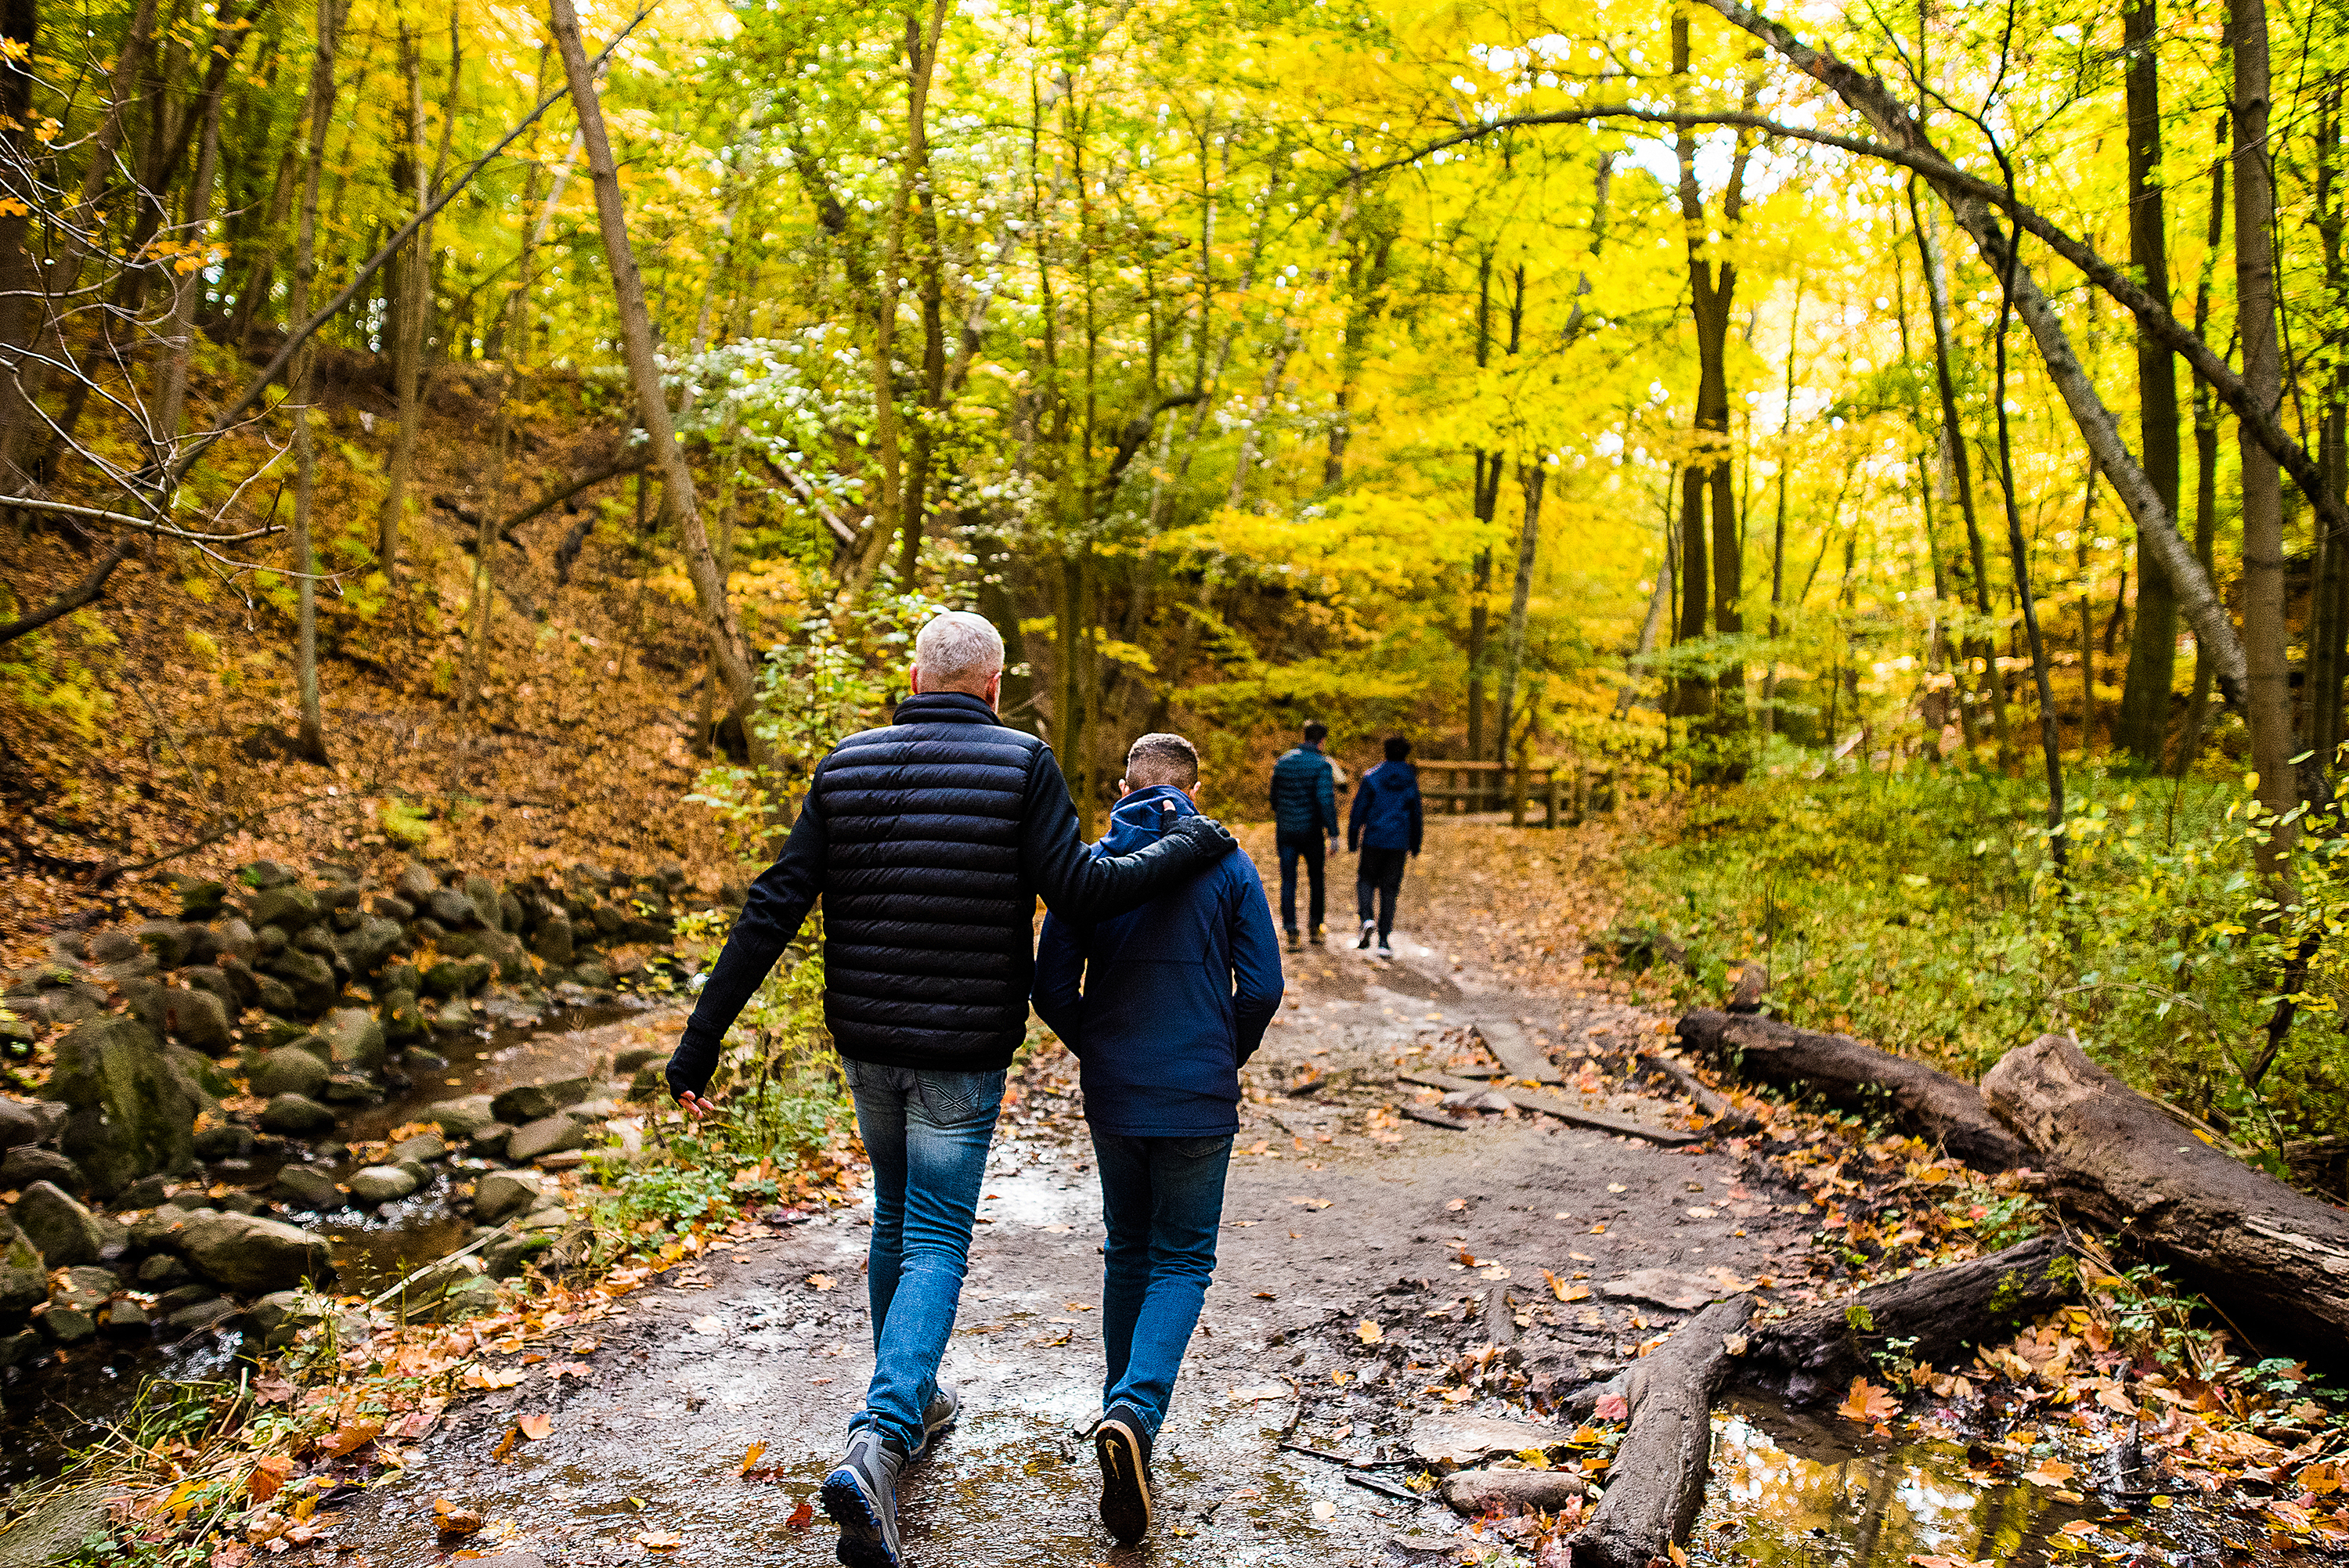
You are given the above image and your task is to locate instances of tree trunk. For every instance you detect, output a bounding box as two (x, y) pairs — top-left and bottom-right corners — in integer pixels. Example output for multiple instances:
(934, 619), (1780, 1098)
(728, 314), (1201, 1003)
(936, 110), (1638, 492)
(287, 0), (339, 766)
(1569, 1297), (1750, 1568)
(549, 0), (761, 757)
(1676, 1009), (2031, 1170)
(2114, 0), (2182, 768)
(0, 0), (38, 488)
(2232, 0), (2296, 853)
(1764, 282), (1799, 740)
(1990, 263), (2067, 877)
(893, 0), (948, 591)
(1740, 1237), (2079, 1406)
(1494, 461), (1544, 763)
(1983, 1035), (2349, 1356)
(377, 19), (428, 576)
(2311, 91), (2349, 788)
(2179, 117), (2230, 776)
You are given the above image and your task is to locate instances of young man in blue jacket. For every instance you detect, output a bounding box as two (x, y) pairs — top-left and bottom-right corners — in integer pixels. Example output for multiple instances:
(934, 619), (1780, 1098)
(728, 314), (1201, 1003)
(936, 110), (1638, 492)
(1033, 732), (1284, 1545)
(1268, 719), (1340, 951)
(1348, 735), (1423, 957)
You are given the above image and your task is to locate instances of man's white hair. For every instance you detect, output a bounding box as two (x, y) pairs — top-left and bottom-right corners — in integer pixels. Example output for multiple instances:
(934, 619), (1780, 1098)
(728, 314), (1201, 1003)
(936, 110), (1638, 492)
(914, 611), (1005, 692)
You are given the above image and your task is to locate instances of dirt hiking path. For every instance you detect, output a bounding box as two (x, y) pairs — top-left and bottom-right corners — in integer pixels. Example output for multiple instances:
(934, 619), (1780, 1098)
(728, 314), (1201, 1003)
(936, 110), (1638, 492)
(329, 820), (1806, 1568)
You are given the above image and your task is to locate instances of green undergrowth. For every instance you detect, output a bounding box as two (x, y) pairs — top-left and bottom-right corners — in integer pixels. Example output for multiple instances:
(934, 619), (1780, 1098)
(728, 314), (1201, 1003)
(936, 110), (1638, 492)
(1604, 762), (2349, 1178)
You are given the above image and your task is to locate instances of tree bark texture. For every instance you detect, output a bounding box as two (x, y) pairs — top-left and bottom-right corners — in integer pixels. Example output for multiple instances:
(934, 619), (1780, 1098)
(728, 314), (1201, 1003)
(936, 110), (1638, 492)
(1982, 1035), (2349, 1355)
(549, 0), (760, 753)
(1738, 1236), (2080, 1406)
(1570, 1296), (1751, 1568)
(1676, 1009), (2030, 1170)
(377, 20), (430, 575)
(2115, 0), (2181, 767)
(287, 0), (340, 767)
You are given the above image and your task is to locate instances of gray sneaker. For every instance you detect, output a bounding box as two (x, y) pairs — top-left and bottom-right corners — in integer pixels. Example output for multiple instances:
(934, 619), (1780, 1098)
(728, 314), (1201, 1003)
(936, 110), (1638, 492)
(821, 1428), (906, 1567)
(909, 1382), (962, 1460)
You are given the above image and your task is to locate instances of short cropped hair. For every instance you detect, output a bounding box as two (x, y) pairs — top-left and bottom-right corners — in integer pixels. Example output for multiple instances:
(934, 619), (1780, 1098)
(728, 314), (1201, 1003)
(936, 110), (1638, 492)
(1124, 732), (1200, 790)
(1384, 734), (1412, 762)
(1302, 720), (1328, 744)
(914, 611), (1004, 693)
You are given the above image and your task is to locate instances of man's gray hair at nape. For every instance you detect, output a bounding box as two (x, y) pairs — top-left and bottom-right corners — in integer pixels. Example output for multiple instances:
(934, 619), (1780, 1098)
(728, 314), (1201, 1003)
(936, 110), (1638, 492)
(914, 611), (1005, 691)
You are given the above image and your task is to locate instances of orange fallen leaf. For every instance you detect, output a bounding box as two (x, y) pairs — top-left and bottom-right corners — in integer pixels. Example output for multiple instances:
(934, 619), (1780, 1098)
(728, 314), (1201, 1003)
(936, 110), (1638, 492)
(489, 1428), (519, 1464)
(515, 1413), (553, 1441)
(569, 1336), (601, 1354)
(317, 1418), (382, 1458)
(635, 1530), (685, 1550)
(2022, 1458), (2076, 1487)
(806, 1274), (836, 1292)
(739, 1443), (767, 1476)
(1356, 1319), (1383, 1345)
(461, 1365), (524, 1390)
(785, 1501), (814, 1529)
(432, 1501), (483, 1537)
(548, 1361), (594, 1381)
(247, 1455), (294, 1502)
(1837, 1378), (1900, 1426)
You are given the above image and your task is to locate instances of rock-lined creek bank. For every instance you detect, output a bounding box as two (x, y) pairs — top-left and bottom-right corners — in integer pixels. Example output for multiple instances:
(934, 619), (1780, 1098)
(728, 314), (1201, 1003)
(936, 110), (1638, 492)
(0, 855), (705, 1486)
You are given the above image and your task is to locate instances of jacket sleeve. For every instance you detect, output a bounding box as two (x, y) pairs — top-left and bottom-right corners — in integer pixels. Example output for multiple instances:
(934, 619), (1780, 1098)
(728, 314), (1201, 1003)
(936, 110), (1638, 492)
(1347, 773), (1368, 851)
(1315, 756), (1337, 836)
(1408, 777), (1424, 855)
(1225, 856), (1285, 1067)
(668, 787), (828, 1098)
(1030, 908), (1089, 1055)
(1020, 748), (1229, 921)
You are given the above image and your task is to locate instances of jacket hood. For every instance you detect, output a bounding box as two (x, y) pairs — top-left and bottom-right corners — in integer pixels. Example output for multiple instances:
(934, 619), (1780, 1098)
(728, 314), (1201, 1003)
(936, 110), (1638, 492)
(1100, 784), (1198, 853)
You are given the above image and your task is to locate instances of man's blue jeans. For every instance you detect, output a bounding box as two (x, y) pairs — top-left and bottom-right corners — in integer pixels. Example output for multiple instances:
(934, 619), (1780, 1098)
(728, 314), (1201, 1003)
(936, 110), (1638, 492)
(841, 1058), (1006, 1456)
(1092, 1130), (1232, 1439)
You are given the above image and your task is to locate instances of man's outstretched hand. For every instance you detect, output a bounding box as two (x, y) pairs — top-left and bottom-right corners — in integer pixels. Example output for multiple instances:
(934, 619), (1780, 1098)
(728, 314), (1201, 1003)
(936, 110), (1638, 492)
(675, 1088), (720, 1121)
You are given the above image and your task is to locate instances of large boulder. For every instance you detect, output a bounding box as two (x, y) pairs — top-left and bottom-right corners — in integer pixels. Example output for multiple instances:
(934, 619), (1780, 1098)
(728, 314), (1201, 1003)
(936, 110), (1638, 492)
(319, 1007), (385, 1074)
(162, 986), (234, 1054)
(247, 884), (320, 933)
(14, 1181), (103, 1267)
(492, 1077), (596, 1126)
(382, 993), (429, 1044)
(263, 948), (339, 1014)
(506, 1113), (591, 1162)
(334, 917), (405, 977)
(0, 1226), (45, 1329)
(0, 1484), (114, 1568)
(422, 958), (492, 999)
(250, 1046), (330, 1100)
(175, 1210), (332, 1292)
(429, 888), (482, 928)
(471, 1171), (543, 1224)
(347, 1166), (419, 1206)
(132, 919), (195, 968)
(464, 875), (503, 929)
(530, 910), (576, 967)
(270, 1165), (342, 1211)
(0, 1146), (81, 1190)
(420, 1096), (493, 1139)
(166, 874), (227, 919)
(258, 1094), (336, 1137)
(47, 1016), (201, 1195)
(215, 918), (259, 964)
(477, 930), (535, 981)
(0, 1098), (41, 1150)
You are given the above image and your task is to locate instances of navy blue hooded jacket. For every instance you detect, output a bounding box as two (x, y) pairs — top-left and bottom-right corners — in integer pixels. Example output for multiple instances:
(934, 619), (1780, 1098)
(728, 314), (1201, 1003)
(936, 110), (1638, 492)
(1032, 785), (1285, 1137)
(1348, 759), (1423, 853)
(1268, 745), (1339, 839)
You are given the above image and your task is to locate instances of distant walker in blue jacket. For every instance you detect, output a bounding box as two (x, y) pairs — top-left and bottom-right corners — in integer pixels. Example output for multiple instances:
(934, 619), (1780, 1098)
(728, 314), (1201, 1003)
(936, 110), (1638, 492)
(1034, 731), (1284, 1546)
(1348, 735), (1423, 957)
(1268, 719), (1340, 950)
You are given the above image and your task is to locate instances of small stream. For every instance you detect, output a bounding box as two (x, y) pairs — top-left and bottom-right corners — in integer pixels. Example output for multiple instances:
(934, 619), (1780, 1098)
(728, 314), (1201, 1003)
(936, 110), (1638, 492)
(0, 998), (660, 1491)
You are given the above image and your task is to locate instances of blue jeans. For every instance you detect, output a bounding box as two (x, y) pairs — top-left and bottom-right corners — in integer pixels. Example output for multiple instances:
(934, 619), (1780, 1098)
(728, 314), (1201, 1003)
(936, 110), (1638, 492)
(841, 1058), (1006, 1455)
(1092, 1130), (1232, 1439)
(1276, 833), (1328, 937)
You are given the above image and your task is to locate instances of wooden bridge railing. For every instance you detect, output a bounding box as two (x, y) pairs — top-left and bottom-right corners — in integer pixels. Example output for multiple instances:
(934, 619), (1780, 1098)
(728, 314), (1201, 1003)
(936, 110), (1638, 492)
(1412, 760), (1617, 827)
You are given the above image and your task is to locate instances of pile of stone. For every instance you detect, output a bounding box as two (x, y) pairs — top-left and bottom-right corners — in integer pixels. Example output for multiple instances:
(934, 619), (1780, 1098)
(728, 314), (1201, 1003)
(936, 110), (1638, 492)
(0, 858), (689, 1188)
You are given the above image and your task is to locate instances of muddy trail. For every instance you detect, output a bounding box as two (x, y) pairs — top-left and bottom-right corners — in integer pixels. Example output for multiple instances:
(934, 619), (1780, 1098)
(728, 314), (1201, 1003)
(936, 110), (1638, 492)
(309, 825), (1811, 1568)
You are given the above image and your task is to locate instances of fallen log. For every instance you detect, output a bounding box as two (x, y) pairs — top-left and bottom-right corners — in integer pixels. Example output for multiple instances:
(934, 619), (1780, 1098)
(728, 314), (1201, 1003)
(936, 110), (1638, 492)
(1737, 1235), (2079, 1405)
(1676, 1009), (2028, 1170)
(1633, 1049), (1759, 1137)
(1470, 1018), (1563, 1083)
(1983, 1034), (2349, 1355)
(1571, 1296), (1750, 1568)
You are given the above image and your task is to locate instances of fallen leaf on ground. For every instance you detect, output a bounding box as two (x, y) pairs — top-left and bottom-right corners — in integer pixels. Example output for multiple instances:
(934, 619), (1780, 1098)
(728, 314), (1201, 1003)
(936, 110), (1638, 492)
(1593, 1393), (1629, 1421)
(432, 1501), (482, 1537)
(1229, 1382), (1290, 1403)
(247, 1455), (294, 1502)
(2022, 1458), (2076, 1487)
(461, 1366), (524, 1390)
(690, 1316), (727, 1336)
(806, 1274), (836, 1292)
(1356, 1319), (1383, 1344)
(635, 1530), (685, 1549)
(548, 1361), (593, 1380)
(1289, 1196), (1333, 1209)
(253, 1375), (297, 1405)
(1446, 1198), (1468, 1211)
(317, 1418), (382, 1458)
(515, 1413), (554, 1441)
(1311, 1499), (1337, 1519)
(570, 1336), (601, 1354)
(1837, 1378), (1900, 1426)
(785, 1501), (814, 1529)
(490, 1428), (519, 1464)
(1253, 1291), (1276, 1300)
(739, 1443), (767, 1476)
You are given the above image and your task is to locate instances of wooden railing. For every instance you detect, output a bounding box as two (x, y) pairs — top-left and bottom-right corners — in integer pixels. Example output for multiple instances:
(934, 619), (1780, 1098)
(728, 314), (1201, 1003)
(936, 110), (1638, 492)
(1413, 760), (1617, 827)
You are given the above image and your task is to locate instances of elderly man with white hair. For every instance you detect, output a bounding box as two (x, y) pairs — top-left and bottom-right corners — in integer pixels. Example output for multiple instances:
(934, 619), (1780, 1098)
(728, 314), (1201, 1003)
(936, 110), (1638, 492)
(667, 609), (1233, 1568)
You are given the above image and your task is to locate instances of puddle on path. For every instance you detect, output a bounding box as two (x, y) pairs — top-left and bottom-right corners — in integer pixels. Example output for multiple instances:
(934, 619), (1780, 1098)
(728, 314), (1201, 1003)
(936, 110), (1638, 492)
(1694, 1397), (2252, 1568)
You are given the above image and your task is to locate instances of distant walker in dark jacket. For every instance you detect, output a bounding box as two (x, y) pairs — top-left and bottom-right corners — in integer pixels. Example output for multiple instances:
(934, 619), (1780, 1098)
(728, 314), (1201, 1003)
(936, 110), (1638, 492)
(1268, 719), (1340, 950)
(1034, 731), (1283, 1546)
(669, 613), (1236, 1568)
(1348, 734), (1423, 957)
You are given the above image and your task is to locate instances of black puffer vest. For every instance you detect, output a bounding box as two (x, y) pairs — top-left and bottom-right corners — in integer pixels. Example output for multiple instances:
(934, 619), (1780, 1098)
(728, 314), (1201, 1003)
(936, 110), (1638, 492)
(814, 692), (1048, 1069)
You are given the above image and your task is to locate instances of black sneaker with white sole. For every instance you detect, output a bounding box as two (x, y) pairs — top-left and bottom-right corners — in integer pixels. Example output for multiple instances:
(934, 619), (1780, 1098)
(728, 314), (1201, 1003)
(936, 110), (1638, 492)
(821, 1428), (907, 1567)
(1093, 1405), (1154, 1544)
(1377, 939), (1394, 958)
(1356, 919), (1376, 950)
